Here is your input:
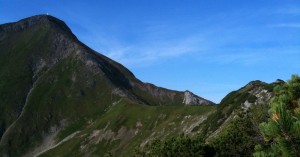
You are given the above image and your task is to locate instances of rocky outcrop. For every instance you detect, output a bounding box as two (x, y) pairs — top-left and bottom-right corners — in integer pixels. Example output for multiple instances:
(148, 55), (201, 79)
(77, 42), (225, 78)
(241, 80), (284, 110)
(183, 90), (213, 105)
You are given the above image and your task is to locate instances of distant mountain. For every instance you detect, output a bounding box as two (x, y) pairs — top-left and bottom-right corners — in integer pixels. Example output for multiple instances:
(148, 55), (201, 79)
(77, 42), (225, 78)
(0, 15), (214, 156)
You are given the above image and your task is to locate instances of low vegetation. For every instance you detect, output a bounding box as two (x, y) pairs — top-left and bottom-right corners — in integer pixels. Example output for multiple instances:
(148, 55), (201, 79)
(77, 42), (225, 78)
(254, 75), (300, 157)
(134, 75), (300, 157)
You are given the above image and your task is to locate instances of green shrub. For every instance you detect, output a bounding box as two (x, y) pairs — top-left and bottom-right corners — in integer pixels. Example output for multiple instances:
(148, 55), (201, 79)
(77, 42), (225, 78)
(255, 75), (300, 157)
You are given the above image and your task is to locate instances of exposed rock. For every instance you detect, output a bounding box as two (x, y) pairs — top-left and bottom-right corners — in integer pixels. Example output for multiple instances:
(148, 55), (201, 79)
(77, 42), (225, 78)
(182, 90), (213, 105)
(242, 81), (273, 110)
(182, 116), (208, 134)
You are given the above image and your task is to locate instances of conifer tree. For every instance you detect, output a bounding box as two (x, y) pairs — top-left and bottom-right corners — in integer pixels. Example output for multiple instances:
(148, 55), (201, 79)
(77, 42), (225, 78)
(254, 75), (300, 157)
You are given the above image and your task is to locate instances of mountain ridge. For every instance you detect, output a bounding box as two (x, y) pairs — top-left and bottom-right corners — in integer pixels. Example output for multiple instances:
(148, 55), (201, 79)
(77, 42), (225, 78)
(1, 14), (213, 106)
(0, 15), (214, 156)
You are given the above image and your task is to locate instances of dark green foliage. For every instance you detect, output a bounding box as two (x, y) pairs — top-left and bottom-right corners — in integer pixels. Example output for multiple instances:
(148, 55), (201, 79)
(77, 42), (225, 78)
(248, 94), (257, 103)
(210, 94), (270, 157)
(255, 75), (300, 157)
(200, 90), (254, 135)
(134, 134), (215, 157)
(212, 110), (262, 157)
(199, 80), (278, 136)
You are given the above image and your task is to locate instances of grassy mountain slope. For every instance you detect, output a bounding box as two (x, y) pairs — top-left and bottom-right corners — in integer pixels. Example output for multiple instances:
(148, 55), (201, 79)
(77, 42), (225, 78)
(0, 15), (214, 157)
(200, 80), (284, 139)
(38, 101), (214, 157)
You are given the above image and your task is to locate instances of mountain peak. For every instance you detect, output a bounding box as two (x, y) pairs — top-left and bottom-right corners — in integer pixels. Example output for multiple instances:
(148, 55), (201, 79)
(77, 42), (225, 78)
(273, 79), (285, 84)
(0, 14), (72, 34)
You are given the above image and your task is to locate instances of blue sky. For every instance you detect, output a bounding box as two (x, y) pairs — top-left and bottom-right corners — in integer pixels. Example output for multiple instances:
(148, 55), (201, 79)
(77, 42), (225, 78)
(1, 0), (299, 103)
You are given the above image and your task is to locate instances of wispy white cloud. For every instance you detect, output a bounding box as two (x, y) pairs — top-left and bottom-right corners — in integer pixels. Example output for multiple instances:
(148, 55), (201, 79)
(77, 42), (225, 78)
(208, 52), (262, 65)
(61, 3), (300, 70)
(102, 35), (207, 67)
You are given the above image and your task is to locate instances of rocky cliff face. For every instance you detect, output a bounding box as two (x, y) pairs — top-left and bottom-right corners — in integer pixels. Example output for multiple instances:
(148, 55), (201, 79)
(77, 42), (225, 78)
(183, 90), (214, 105)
